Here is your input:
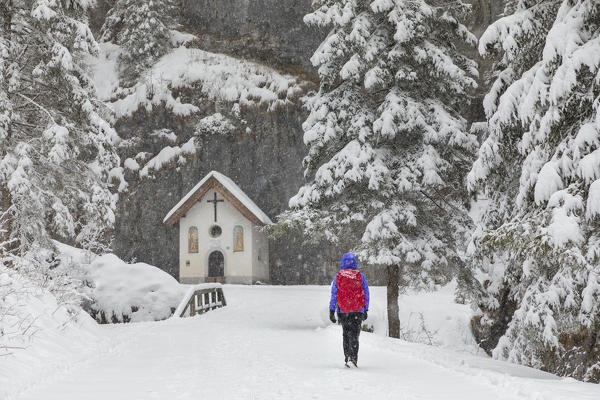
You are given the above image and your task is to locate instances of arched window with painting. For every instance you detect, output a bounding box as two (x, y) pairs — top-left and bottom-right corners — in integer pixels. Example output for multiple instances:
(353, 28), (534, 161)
(188, 226), (199, 253)
(233, 225), (244, 252)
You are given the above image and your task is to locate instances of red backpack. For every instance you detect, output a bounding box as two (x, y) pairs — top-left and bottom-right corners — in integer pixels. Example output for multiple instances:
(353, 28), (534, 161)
(336, 269), (365, 313)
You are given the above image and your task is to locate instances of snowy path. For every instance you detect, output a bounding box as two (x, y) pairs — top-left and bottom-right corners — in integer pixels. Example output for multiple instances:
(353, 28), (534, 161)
(15, 286), (600, 400)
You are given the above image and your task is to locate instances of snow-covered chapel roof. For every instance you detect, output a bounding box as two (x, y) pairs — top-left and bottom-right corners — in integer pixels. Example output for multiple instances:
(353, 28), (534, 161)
(163, 171), (273, 227)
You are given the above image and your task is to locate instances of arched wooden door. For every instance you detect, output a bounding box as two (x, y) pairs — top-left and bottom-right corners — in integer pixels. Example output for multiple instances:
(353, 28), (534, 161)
(208, 251), (224, 279)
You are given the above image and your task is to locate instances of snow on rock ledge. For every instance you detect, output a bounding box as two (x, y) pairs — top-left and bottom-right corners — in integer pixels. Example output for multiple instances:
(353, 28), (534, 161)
(138, 138), (196, 179)
(105, 46), (311, 119)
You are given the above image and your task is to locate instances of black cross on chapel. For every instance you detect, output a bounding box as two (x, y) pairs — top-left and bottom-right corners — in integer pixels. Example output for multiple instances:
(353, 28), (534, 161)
(207, 192), (224, 222)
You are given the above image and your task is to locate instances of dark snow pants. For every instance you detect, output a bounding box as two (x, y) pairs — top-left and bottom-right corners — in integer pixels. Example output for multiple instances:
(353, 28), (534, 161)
(338, 312), (363, 362)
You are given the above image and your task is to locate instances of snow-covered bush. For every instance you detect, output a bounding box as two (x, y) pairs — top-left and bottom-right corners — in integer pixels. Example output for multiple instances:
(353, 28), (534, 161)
(58, 243), (185, 323)
(85, 254), (186, 323)
(195, 113), (237, 137)
(468, 0), (600, 382)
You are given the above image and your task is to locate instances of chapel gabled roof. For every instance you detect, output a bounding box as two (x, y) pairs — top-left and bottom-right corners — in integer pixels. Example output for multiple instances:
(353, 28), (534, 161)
(163, 171), (273, 227)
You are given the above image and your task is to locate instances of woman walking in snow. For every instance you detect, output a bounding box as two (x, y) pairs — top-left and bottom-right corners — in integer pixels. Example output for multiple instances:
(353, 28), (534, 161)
(329, 252), (370, 368)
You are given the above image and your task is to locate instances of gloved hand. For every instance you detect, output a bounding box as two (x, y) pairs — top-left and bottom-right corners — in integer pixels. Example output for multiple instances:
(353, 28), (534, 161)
(329, 309), (337, 323)
(363, 311), (368, 321)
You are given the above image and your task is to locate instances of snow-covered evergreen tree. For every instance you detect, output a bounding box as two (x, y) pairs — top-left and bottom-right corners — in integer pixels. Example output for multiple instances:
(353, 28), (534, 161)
(0, 0), (119, 274)
(280, 0), (479, 337)
(100, 0), (176, 84)
(468, 0), (600, 381)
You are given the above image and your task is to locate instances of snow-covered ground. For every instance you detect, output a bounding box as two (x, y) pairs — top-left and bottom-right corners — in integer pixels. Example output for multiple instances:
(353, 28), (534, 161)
(7, 285), (600, 400)
(0, 267), (107, 400)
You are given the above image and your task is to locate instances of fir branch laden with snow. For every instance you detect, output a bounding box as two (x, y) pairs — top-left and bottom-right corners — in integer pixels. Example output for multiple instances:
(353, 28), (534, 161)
(0, 0), (120, 262)
(468, 0), (600, 382)
(282, 0), (478, 287)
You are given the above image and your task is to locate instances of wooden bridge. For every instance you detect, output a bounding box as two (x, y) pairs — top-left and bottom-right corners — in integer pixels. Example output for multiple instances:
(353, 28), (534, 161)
(176, 285), (227, 318)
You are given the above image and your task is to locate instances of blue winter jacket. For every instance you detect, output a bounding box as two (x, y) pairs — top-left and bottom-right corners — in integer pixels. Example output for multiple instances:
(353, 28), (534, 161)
(329, 253), (370, 313)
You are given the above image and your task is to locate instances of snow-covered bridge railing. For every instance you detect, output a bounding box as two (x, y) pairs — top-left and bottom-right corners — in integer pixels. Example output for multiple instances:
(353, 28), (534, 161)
(175, 284), (227, 318)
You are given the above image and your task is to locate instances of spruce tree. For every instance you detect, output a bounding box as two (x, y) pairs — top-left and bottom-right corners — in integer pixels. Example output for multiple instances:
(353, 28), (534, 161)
(281, 0), (478, 337)
(0, 0), (119, 269)
(100, 0), (176, 85)
(468, 0), (600, 381)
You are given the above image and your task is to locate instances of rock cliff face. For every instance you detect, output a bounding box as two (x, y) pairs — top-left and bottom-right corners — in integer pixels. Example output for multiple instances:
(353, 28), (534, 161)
(467, 0), (506, 36)
(181, 0), (325, 74)
(110, 0), (506, 285)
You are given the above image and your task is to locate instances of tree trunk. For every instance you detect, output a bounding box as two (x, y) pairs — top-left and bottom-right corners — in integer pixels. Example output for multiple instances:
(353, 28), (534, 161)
(387, 264), (400, 338)
(0, 1), (13, 251)
(0, 184), (16, 258)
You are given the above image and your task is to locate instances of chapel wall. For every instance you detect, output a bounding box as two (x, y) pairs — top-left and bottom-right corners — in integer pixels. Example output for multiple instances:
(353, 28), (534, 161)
(252, 226), (269, 283)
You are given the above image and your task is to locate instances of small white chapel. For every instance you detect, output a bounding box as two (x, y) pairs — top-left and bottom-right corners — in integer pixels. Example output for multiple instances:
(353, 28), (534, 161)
(163, 171), (272, 284)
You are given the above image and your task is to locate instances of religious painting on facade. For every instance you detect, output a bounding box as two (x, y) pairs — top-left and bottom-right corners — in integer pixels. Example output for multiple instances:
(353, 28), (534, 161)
(188, 226), (199, 253)
(233, 225), (244, 252)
